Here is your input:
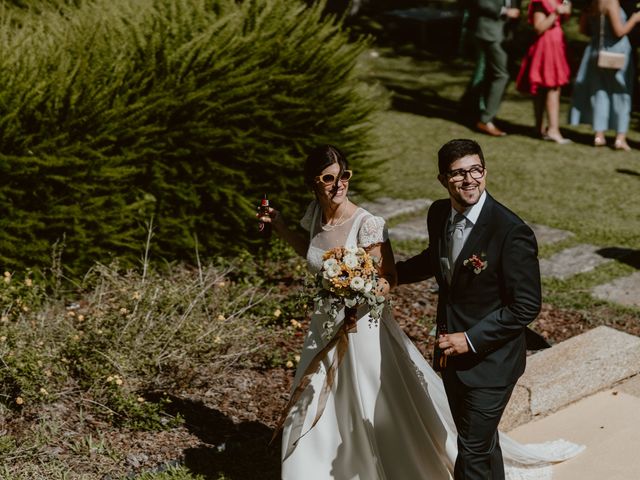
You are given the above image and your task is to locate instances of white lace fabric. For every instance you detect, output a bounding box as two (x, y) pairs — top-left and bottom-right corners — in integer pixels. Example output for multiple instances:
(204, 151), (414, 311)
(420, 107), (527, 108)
(300, 200), (387, 274)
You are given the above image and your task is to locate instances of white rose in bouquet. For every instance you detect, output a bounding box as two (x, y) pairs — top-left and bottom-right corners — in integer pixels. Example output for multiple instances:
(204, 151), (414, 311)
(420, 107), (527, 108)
(343, 254), (359, 269)
(350, 276), (365, 291)
(323, 264), (341, 279)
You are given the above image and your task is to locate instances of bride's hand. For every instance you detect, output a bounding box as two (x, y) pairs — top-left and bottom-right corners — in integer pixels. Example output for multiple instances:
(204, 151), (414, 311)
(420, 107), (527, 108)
(256, 206), (285, 231)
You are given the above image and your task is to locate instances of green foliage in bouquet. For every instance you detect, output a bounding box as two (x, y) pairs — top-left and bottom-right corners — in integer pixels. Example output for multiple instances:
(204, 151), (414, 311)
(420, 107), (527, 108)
(0, 0), (383, 273)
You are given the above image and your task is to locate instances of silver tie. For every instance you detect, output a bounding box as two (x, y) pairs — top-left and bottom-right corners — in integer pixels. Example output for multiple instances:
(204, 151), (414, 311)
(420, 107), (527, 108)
(450, 213), (466, 265)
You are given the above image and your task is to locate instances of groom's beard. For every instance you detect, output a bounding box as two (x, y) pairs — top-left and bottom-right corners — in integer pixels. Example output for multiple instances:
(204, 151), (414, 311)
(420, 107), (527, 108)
(452, 183), (483, 209)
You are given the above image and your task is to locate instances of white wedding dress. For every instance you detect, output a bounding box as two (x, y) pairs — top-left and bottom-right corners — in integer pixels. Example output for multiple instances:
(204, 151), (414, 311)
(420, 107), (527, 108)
(281, 202), (584, 480)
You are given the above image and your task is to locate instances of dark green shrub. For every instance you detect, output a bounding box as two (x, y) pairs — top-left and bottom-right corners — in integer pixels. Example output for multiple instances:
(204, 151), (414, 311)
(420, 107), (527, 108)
(0, 0), (383, 273)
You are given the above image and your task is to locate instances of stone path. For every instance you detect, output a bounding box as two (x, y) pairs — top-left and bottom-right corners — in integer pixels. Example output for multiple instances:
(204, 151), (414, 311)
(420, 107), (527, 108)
(501, 326), (640, 430)
(359, 197), (431, 221)
(539, 244), (613, 279)
(592, 272), (640, 308)
(361, 197), (640, 309)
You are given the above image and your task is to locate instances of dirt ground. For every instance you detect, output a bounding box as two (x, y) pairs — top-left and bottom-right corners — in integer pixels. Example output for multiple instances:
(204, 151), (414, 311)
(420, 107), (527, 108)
(10, 279), (639, 479)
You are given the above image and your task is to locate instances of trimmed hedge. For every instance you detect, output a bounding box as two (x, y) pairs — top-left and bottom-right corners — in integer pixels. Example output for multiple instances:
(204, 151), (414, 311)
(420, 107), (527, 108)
(0, 0), (383, 273)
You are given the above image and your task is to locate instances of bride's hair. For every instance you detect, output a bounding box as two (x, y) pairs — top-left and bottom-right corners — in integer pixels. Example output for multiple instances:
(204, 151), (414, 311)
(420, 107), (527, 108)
(303, 144), (349, 188)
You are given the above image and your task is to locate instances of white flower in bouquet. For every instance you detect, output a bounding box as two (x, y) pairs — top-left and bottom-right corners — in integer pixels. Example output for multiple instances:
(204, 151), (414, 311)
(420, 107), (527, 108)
(350, 276), (365, 291)
(315, 246), (388, 340)
(323, 263), (341, 279)
(323, 257), (338, 270)
(343, 254), (359, 269)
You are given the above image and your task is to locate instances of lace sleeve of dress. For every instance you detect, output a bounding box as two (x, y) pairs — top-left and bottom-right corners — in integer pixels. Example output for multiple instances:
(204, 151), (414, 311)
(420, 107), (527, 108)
(358, 215), (388, 248)
(299, 200), (316, 231)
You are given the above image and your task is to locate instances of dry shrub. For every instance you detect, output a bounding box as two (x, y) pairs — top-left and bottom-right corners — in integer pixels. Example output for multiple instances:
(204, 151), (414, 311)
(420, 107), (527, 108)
(0, 260), (279, 428)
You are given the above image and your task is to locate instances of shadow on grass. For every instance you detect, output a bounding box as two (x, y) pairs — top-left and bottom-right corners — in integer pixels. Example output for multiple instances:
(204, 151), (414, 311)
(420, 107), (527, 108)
(153, 394), (280, 480)
(597, 247), (640, 270)
(385, 80), (555, 142)
(616, 168), (640, 178)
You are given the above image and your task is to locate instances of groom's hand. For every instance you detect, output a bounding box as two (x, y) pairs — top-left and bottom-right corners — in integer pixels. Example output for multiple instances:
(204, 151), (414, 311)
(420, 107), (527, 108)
(438, 332), (470, 356)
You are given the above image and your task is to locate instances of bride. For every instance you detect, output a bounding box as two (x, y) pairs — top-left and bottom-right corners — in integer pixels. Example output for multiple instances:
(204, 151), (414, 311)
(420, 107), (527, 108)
(258, 144), (583, 479)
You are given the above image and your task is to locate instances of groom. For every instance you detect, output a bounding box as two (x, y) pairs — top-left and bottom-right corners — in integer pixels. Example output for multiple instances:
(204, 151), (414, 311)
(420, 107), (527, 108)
(396, 138), (548, 480)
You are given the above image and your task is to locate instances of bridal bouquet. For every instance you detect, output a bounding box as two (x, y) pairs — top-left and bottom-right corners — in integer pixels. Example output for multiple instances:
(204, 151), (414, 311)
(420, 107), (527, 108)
(314, 246), (386, 339)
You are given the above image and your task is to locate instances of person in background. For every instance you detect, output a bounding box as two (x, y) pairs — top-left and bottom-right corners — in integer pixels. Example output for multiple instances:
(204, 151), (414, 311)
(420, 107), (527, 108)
(467, 0), (521, 137)
(459, 0), (487, 122)
(569, 0), (640, 150)
(516, 0), (572, 143)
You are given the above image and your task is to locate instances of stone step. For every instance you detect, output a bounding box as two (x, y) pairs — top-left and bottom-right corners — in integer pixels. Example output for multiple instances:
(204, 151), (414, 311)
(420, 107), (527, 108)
(592, 271), (640, 308)
(501, 326), (640, 431)
(539, 244), (613, 279)
(528, 223), (573, 246)
(388, 217), (428, 242)
(507, 389), (640, 480)
(359, 197), (432, 220)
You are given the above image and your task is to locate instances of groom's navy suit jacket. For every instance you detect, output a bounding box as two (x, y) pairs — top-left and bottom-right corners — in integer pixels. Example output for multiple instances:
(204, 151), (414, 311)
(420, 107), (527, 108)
(397, 192), (546, 388)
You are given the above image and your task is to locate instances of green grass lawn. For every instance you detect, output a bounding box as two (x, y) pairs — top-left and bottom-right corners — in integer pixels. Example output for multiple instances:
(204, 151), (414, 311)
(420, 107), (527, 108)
(359, 47), (640, 249)
(354, 33), (639, 321)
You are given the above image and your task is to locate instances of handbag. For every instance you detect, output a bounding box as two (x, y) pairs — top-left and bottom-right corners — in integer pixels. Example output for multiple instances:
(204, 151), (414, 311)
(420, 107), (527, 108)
(597, 15), (626, 69)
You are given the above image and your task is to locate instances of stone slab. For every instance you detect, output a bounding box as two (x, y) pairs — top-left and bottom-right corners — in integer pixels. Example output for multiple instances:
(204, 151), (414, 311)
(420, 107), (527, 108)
(508, 390), (640, 480)
(528, 223), (574, 246)
(500, 384), (531, 431)
(388, 217), (429, 241)
(539, 244), (613, 279)
(591, 271), (640, 308)
(617, 373), (640, 398)
(501, 326), (640, 430)
(359, 197), (432, 221)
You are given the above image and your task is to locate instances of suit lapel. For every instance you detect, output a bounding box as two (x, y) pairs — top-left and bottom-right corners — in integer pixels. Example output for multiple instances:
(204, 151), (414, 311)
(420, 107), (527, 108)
(451, 194), (494, 284)
(434, 202), (451, 284)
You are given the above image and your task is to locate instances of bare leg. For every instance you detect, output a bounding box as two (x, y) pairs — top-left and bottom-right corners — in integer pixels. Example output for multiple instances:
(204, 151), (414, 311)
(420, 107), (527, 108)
(544, 88), (565, 140)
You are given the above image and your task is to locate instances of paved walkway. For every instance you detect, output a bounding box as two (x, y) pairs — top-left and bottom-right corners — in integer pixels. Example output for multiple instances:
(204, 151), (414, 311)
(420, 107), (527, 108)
(509, 381), (640, 479)
(361, 197), (640, 479)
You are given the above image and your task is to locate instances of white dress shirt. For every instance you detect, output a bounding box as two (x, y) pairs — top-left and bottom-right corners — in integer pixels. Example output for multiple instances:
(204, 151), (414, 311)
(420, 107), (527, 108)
(447, 190), (487, 353)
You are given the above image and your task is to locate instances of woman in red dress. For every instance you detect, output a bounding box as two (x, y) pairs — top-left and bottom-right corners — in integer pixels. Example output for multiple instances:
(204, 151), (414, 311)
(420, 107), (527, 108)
(516, 0), (572, 143)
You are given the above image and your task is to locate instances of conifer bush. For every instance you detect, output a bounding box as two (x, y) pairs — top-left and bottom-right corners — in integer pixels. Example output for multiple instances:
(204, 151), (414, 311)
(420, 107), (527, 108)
(0, 0), (381, 273)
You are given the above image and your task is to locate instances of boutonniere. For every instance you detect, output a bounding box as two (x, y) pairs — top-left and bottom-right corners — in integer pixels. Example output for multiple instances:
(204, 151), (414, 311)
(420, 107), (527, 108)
(463, 253), (488, 274)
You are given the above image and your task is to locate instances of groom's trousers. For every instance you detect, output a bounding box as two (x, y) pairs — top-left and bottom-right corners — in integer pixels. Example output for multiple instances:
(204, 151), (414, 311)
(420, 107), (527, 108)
(442, 369), (516, 480)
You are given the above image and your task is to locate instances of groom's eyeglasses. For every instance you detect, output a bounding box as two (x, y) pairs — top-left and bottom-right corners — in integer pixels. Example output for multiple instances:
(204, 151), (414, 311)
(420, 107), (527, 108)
(315, 170), (353, 186)
(446, 166), (485, 182)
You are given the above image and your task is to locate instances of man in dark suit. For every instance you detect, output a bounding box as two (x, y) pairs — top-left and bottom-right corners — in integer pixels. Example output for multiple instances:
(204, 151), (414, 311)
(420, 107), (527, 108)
(466, 0), (521, 136)
(396, 138), (547, 480)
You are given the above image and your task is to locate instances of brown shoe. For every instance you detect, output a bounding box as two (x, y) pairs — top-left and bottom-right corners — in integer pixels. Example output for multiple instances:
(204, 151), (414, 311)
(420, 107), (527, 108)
(476, 121), (507, 137)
